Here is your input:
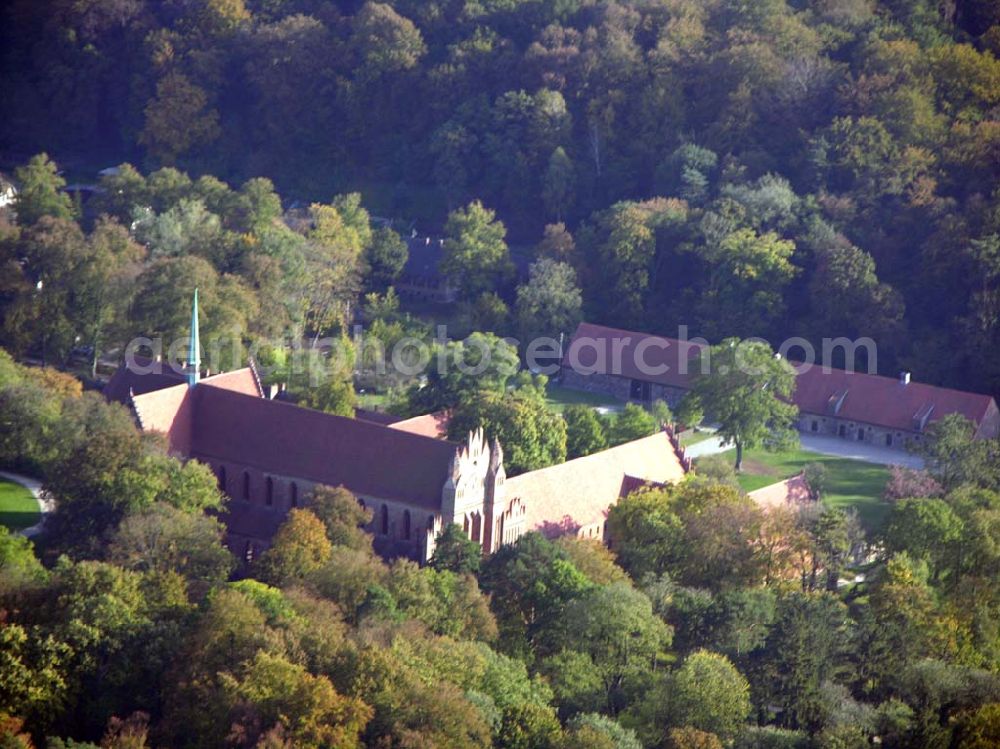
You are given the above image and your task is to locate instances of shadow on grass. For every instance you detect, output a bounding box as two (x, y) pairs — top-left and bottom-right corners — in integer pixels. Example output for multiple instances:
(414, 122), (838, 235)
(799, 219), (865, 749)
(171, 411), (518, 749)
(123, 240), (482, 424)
(0, 510), (41, 531)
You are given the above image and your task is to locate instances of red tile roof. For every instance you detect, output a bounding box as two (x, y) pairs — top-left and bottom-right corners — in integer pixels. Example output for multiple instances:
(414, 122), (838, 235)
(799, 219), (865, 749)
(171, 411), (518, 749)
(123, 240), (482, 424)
(388, 411), (451, 440)
(748, 474), (813, 509)
(104, 357), (186, 402)
(131, 382), (194, 455)
(563, 323), (1000, 437)
(190, 383), (458, 510)
(107, 361), (459, 510)
(104, 359), (263, 403)
(562, 322), (706, 390)
(793, 365), (999, 436)
(508, 431), (687, 539)
(619, 474), (665, 497)
(203, 368), (263, 398)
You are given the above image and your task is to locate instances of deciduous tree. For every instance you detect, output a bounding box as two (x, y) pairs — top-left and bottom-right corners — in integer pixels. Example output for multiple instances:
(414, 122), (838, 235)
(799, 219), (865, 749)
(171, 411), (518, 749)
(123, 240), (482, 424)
(441, 201), (512, 301)
(515, 258), (583, 344)
(564, 404), (608, 459)
(258, 509), (333, 585)
(688, 339), (799, 471)
(12, 154), (74, 225)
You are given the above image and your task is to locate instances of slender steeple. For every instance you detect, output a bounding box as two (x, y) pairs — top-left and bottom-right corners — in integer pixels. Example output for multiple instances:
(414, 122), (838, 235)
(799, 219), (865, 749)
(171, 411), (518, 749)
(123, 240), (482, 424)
(188, 288), (201, 387)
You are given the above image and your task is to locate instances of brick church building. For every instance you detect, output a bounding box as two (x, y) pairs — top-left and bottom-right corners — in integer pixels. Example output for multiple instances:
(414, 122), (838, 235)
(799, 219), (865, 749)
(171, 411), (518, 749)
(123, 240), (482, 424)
(106, 294), (687, 562)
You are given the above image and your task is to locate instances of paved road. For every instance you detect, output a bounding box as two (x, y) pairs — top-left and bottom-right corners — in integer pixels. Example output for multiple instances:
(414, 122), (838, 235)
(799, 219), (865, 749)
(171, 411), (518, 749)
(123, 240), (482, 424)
(683, 431), (924, 468)
(799, 434), (924, 468)
(0, 471), (51, 537)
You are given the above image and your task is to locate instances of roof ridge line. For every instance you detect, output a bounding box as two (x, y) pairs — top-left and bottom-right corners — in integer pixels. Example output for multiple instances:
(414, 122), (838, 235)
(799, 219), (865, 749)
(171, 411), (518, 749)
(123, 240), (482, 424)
(198, 385), (461, 449)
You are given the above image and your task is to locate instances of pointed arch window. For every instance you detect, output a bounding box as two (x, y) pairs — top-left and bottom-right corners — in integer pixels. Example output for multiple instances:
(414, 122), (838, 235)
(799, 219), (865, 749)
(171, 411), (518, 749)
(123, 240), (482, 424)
(290, 482), (298, 507)
(217, 465), (227, 492)
(242, 471), (250, 501)
(380, 504), (389, 535)
(265, 477), (274, 506)
(403, 510), (412, 541)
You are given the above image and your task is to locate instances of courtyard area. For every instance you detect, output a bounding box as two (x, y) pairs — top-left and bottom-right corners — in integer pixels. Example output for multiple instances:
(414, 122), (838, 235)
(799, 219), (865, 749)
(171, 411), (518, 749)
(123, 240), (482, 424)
(707, 447), (893, 531)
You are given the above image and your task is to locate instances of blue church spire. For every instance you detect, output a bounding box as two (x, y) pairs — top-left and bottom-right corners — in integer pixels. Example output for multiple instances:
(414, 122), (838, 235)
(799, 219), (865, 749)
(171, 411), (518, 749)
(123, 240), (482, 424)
(188, 288), (201, 387)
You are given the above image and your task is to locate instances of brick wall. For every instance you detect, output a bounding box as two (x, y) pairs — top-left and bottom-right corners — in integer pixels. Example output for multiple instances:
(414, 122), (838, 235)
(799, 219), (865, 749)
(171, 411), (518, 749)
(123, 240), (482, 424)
(798, 413), (916, 450)
(199, 456), (439, 563)
(560, 368), (631, 400)
(560, 368), (689, 409)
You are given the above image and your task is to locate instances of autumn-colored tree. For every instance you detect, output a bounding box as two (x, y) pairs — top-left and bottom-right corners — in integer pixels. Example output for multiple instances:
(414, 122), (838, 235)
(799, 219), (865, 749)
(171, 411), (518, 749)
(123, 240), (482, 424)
(257, 509), (333, 585)
(139, 72), (221, 164)
(307, 485), (373, 551)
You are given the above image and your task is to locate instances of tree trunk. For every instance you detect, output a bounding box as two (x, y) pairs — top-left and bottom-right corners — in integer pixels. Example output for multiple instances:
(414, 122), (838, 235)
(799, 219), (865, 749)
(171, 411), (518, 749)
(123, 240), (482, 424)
(735, 440), (743, 472)
(91, 332), (101, 380)
(826, 567), (839, 591)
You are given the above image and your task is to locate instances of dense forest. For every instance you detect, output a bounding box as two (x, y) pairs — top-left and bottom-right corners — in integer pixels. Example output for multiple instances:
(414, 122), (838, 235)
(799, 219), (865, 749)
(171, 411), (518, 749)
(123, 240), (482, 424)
(3, 347), (1000, 749)
(3, 1), (1000, 747)
(2, 0), (1000, 395)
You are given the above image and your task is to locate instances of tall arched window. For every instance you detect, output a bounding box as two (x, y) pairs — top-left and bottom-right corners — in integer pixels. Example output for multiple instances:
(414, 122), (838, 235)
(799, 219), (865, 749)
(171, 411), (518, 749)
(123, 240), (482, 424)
(265, 477), (274, 506)
(242, 471), (250, 501)
(403, 510), (411, 541)
(380, 504), (389, 535)
(290, 482), (298, 507)
(217, 465), (227, 492)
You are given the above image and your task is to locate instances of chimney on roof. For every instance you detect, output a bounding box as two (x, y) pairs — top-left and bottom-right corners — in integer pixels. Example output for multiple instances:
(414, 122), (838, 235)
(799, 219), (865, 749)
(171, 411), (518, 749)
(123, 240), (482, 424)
(900, 371), (911, 386)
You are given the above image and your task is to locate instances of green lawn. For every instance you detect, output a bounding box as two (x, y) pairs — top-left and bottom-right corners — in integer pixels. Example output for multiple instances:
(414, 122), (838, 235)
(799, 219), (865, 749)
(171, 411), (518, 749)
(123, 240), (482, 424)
(706, 448), (892, 531)
(544, 384), (622, 413)
(0, 480), (40, 531)
(357, 392), (391, 411)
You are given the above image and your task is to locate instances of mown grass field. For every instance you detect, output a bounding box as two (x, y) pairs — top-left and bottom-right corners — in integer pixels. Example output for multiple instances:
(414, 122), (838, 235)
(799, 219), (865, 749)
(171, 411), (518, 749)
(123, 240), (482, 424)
(544, 383), (623, 413)
(0, 479), (40, 531)
(708, 448), (892, 531)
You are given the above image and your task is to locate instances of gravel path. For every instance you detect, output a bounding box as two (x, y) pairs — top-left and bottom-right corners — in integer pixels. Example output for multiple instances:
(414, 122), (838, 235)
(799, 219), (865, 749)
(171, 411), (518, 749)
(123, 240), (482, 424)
(682, 432), (925, 468)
